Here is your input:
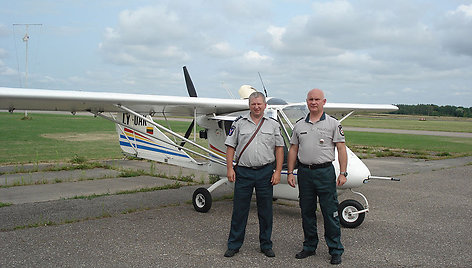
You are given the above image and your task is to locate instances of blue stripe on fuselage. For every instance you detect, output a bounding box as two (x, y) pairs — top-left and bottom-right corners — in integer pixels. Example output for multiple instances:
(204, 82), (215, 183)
(120, 134), (181, 153)
(119, 141), (189, 158)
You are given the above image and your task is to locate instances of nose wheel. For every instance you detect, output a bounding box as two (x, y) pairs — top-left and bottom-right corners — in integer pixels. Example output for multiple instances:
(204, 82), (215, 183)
(338, 199), (366, 228)
(192, 187), (212, 213)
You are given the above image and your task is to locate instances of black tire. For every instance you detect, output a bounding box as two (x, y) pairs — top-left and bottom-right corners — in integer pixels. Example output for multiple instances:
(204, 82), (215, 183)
(338, 199), (366, 228)
(192, 187), (212, 213)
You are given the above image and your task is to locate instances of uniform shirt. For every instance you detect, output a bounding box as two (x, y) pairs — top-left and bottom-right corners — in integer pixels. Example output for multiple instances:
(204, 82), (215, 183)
(290, 112), (345, 165)
(225, 113), (284, 167)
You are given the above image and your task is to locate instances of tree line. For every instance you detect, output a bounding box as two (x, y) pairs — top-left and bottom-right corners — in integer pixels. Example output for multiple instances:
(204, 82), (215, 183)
(390, 104), (472, 118)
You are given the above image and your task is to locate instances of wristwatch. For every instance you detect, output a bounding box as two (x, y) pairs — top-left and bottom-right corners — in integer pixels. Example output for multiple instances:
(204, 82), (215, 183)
(340, 171), (348, 177)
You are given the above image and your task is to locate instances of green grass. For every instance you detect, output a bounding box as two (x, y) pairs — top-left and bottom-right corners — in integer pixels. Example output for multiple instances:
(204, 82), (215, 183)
(0, 112), (122, 164)
(343, 115), (472, 133)
(345, 132), (472, 159)
(0, 202), (12, 208)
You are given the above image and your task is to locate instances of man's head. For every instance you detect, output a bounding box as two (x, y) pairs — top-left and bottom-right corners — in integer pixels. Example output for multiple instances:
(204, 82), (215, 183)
(248, 91), (267, 118)
(306, 88), (326, 114)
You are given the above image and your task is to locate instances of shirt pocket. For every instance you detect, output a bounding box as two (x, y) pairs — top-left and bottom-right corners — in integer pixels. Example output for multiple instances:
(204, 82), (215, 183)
(239, 128), (254, 138)
(260, 127), (276, 149)
(297, 133), (314, 150)
(318, 131), (334, 149)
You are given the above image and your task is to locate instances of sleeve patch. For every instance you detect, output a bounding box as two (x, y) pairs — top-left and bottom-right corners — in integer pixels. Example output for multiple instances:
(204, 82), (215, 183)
(338, 125), (344, 136)
(228, 126), (236, 136)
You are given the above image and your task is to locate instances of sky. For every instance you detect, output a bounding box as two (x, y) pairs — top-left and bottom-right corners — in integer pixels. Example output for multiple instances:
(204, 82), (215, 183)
(0, 0), (471, 107)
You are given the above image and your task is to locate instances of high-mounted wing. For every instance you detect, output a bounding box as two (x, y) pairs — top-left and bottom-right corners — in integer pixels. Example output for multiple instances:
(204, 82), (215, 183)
(281, 102), (398, 113)
(0, 87), (249, 116)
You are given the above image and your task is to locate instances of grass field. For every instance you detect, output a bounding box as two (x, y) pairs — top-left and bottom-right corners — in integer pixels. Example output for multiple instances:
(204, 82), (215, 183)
(1, 112), (471, 165)
(342, 114), (472, 132)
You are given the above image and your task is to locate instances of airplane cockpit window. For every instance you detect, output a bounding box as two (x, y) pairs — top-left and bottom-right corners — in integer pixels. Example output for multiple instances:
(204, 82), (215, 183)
(282, 104), (308, 125)
(223, 120), (233, 136)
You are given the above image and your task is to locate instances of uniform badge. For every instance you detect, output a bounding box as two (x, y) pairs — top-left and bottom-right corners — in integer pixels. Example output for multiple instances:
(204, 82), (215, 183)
(338, 125), (344, 136)
(228, 126), (235, 136)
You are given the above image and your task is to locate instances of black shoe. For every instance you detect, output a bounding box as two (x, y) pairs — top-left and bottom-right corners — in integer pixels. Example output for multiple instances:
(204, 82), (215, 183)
(224, 249), (239, 257)
(330, 254), (342, 265)
(295, 250), (315, 259)
(261, 248), (275, 257)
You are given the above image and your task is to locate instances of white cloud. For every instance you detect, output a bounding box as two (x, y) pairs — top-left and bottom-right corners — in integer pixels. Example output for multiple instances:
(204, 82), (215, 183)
(0, 62), (17, 76)
(243, 50), (271, 62)
(439, 4), (472, 57)
(448, 4), (472, 17)
(267, 26), (286, 49)
(99, 5), (191, 67)
(207, 42), (236, 57)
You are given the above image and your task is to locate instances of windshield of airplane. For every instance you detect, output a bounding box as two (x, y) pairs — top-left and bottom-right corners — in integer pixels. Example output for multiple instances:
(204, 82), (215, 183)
(282, 104), (308, 125)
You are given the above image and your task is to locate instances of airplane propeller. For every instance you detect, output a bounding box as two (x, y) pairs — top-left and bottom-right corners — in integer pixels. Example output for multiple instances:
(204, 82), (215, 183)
(180, 66), (197, 147)
(184, 66), (197, 98)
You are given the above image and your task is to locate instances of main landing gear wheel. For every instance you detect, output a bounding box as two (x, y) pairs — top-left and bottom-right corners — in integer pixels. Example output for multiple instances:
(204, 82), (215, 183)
(338, 199), (366, 228)
(192, 187), (212, 213)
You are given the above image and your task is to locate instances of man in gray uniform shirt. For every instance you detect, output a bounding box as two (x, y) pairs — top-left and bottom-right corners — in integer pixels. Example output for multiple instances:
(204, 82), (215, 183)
(224, 91), (284, 258)
(287, 88), (348, 265)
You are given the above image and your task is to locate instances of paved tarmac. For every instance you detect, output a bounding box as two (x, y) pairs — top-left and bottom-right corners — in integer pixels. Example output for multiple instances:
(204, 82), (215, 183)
(0, 157), (471, 267)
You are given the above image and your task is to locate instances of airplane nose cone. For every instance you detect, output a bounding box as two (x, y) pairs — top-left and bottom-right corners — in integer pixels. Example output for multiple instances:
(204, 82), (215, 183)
(335, 147), (371, 189)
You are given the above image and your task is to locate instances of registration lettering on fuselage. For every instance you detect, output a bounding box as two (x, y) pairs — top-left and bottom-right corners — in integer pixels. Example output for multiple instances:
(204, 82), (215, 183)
(121, 113), (147, 126)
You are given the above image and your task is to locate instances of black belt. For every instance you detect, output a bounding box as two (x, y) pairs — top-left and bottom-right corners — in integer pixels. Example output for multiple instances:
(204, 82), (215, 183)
(238, 162), (273, 170)
(298, 162), (332, 170)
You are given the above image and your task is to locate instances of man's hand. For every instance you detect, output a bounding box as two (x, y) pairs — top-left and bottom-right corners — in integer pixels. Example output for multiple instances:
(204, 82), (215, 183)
(287, 173), (296, 188)
(271, 171), (281, 185)
(227, 167), (236, 182)
(336, 174), (347, 186)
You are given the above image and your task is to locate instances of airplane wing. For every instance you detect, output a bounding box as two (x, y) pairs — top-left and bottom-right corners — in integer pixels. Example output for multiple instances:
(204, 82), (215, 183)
(0, 87), (249, 116)
(282, 102), (398, 113)
(0, 87), (398, 118)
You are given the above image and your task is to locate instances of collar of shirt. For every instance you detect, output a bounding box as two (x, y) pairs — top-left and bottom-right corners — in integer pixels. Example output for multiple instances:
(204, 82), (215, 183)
(243, 112), (269, 125)
(304, 112), (326, 124)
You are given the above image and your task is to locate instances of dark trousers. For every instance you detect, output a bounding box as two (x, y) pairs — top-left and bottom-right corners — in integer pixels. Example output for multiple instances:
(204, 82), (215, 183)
(297, 164), (344, 256)
(227, 164), (274, 250)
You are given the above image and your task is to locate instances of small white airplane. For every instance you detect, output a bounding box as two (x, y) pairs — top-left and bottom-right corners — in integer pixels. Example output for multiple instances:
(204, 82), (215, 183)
(0, 66), (399, 228)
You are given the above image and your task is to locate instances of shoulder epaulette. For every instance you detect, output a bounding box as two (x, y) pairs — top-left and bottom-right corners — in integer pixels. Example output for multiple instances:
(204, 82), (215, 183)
(295, 117), (304, 123)
(234, 115), (243, 122)
(269, 117), (279, 122)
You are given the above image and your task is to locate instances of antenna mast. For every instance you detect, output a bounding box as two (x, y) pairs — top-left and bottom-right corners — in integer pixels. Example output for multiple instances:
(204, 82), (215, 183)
(13, 23), (42, 118)
(258, 72), (268, 97)
(13, 23), (42, 88)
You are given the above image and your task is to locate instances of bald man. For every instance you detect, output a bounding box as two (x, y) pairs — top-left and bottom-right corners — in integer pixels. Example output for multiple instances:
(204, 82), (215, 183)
(287, 88), (347, 265)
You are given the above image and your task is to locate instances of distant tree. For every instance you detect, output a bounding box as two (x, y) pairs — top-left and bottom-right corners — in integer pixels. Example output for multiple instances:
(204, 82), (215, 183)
(391, 104), (472, 118)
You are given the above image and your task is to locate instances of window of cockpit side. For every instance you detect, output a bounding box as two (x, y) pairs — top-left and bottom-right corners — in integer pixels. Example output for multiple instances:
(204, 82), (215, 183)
(223, 120), (233, 136)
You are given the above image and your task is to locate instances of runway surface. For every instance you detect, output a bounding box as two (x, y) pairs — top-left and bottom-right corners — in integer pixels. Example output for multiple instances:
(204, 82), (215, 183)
(0, 156), (471, 267)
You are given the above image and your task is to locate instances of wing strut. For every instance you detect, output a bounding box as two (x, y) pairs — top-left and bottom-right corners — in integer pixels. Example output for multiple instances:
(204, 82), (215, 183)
(339, 110), (355, 122)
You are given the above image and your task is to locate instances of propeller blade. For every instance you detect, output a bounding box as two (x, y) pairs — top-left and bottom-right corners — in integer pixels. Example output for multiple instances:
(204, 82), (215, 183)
(180, 119), (195, 147)
(181, 66), (197, 147)
(183, 66), (197, 97)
